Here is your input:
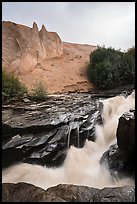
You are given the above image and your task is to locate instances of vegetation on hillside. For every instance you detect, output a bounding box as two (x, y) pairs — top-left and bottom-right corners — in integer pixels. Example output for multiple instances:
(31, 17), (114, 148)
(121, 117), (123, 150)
(31, 81), (47, 101)
(2, 69), (27, 102)
(87, 46), (135, 89)
(2, 70), (48, 103)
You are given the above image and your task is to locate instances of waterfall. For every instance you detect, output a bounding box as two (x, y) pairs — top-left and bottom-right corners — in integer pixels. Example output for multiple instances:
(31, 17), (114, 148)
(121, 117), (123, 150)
(67, 121), (80, 148)
(2, 91), (135, 190)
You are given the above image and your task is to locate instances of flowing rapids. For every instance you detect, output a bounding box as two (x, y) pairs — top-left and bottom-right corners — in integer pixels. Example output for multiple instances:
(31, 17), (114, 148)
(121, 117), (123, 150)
(2, 92), (135, 190)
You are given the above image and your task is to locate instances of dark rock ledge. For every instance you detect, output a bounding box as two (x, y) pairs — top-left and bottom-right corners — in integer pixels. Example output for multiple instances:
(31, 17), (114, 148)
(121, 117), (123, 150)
(2, 183), (135, 202)
(100, 109), (135, 179)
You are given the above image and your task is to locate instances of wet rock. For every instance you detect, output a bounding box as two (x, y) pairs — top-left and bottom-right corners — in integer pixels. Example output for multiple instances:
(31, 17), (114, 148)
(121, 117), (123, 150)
(2, 183), (135, 202)
(2, 134), (33, 149)
(46, 184), (99, 202)
(2, 93), (96, 132)
(2, 130), (57, 168)
(92, 186), (135, 202)
(2, 123), (19, 141)
(100, 109), (135, 178)
(3, 93), (102, 168)
(2, 183), (98, 202)
(117, 110), (135, 156)
(2, 182), (48, 202)
(90, 84), (134, 98)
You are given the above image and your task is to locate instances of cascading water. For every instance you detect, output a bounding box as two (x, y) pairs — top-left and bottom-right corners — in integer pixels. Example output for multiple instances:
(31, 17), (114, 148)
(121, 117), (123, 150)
(2, 91), (135, 190)
(67, 121), (81, 148)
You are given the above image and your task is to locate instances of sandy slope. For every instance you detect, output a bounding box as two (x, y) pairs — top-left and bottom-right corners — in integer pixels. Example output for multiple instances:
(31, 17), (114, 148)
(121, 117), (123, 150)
(19, 42), (97, 94)
(2, 21), (97, 94)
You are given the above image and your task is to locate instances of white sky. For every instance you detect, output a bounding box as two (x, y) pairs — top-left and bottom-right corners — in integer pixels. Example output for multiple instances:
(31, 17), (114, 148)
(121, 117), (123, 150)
(2, 2), (135, 51)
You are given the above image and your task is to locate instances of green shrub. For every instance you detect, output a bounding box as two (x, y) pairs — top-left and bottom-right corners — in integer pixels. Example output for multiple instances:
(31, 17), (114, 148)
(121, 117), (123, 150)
(127, 46), (135, 57)
(87, 46), (135, 89)
(31, 81), (47, 101)
(120, 50), (135, 84)
(2, 69), (27, 102)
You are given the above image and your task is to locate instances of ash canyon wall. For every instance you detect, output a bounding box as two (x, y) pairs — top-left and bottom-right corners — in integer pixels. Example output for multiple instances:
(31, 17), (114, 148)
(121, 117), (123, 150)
(2, 21), (96, 93)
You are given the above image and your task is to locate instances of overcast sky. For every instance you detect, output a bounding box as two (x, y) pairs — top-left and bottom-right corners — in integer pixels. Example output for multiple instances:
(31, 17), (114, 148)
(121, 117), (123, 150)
(2, 2), (135, 51)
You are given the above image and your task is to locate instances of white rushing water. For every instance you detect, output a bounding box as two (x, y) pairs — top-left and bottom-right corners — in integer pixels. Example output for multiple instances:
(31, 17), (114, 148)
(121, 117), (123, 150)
(2, 92), (135, 190)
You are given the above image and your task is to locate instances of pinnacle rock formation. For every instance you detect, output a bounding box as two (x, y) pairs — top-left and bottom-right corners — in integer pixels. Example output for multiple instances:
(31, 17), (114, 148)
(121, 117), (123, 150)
(2, 21), (96, 93)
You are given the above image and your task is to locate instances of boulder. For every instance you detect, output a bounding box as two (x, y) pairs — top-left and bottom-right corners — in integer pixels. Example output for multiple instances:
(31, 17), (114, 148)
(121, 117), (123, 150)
(100, 109), (135, 178)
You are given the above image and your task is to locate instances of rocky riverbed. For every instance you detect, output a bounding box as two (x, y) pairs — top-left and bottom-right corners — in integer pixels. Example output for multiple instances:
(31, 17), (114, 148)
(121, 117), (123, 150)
(2, 93), (103, 168)
(2, 88), (135, 202)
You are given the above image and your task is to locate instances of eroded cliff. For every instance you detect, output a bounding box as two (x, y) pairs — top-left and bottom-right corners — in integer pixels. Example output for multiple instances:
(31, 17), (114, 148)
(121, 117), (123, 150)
(2, 21), (96, 93)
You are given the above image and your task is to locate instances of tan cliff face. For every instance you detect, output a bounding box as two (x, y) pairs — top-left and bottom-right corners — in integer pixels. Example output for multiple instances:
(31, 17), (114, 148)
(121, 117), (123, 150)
(2, 21), (97, 94)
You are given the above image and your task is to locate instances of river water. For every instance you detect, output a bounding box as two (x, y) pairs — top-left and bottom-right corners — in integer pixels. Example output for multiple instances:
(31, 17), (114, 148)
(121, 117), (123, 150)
(2, 91), (135, 190)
